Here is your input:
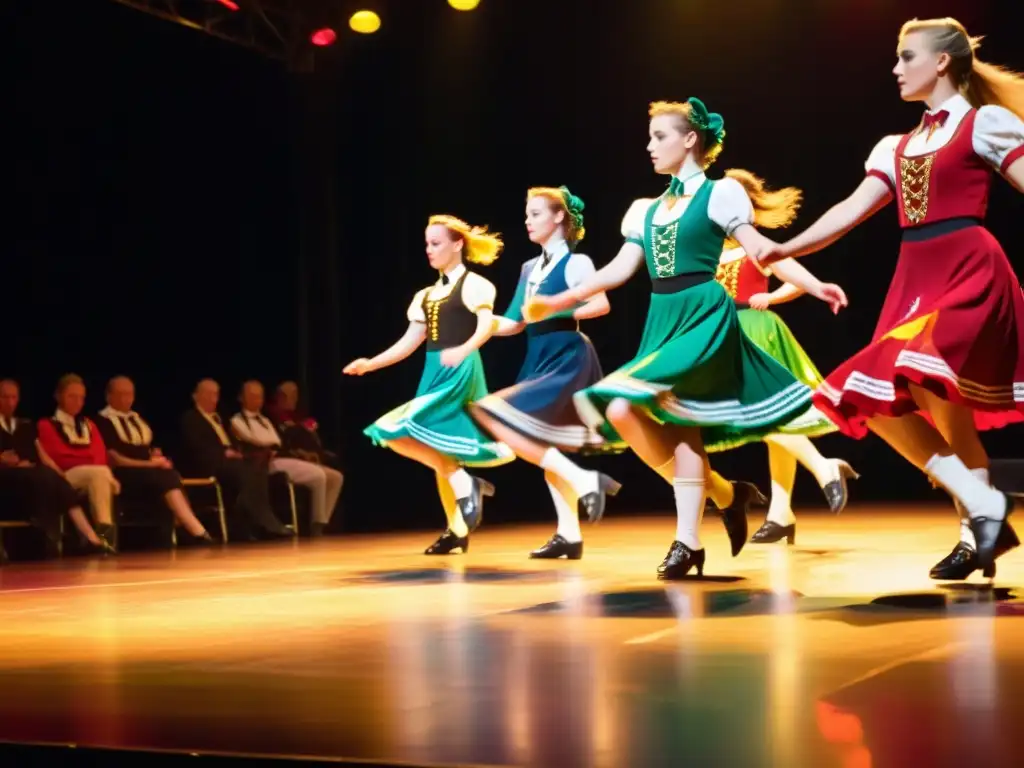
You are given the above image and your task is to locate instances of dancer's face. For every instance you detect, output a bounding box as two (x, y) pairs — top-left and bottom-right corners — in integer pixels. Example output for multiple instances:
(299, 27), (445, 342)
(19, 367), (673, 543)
(893, 31), (946, 103)
(647, 114), (696, 175)
(524, 196), (563, 246)
(425, 224), (463, 271)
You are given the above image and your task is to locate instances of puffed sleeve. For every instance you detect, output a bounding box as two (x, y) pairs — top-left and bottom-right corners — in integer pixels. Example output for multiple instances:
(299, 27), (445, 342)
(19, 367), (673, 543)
(707, 177), (755, 236)
(461, 273), (497, 314)
(620, 198), (653, 246)
(864, 134), (900, 192)
(973, 105), (1024, 174)
(564, 252), (597, 288)
(501, 261), (532, 322)
(406, 288), (428, 323)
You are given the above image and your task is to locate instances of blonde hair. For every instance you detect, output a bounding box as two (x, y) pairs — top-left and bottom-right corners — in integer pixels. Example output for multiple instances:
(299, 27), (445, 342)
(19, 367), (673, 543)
(56, 373), (85, 396)
(721, 170), (802, 248)
(649, 101), (724, 169)
(900, 18), (1024, 120)
(427, 214), (503, 266)
(526, 187), (586, 246)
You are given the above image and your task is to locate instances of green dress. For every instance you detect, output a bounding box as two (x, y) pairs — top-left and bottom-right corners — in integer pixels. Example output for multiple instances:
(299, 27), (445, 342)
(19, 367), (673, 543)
(364, 267), (515, 468)
(571, 176), (817, 452)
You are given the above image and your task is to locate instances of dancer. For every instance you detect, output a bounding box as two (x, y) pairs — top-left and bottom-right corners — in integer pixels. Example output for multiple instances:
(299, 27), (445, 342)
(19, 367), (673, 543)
(344, 215), (514, 555)
(752, 17), (1024, 577)
(526, 98), (848, 579)
(713, 242), (859, 544)
(470, 186), (621, 560)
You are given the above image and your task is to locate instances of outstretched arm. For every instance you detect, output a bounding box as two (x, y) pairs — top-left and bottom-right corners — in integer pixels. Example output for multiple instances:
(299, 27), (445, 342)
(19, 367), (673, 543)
(526, 244), (643, 320)
(573, 291), (610, 320)
(1005, 156), (1024, 193)
(344, 322), (426, 375)
(491, 316), (525, 336)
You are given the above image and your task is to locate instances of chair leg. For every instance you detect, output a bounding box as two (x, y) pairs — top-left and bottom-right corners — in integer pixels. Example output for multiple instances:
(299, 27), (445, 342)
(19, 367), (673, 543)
(286, 481), (299, 535)
(214, 485), (228, 543)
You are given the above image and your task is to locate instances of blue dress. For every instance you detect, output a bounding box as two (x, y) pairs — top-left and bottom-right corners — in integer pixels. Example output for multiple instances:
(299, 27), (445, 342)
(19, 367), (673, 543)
(475, 249), (618, 454)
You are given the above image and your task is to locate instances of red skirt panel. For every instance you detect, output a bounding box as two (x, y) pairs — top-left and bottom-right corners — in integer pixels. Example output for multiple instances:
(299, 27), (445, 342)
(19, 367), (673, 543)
(813, 225), (1024, 437)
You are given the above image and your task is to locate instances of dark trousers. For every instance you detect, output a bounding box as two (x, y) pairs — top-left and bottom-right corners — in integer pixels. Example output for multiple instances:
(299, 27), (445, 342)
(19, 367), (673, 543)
(214, 458), (285, 534)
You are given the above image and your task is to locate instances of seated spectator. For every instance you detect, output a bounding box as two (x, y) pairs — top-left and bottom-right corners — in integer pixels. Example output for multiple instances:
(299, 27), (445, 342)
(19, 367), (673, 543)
(232, 381), (343, 537)
(0, 378), (114, 555)
(179, 379), (290, 540)
(95, 376), (214, 544)
(267, 381), (341, 468)
(36, 374), (121, 545)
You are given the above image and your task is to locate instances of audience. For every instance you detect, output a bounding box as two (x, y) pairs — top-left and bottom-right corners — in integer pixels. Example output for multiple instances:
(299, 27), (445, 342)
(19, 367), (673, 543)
(95, 376), (214, 544)
(267, 381), (341, 469)
(36, 374), (121, 545)
(0, 379), (114, 555)
(231, 380), (343, 536)
(180, 379), (291, 540)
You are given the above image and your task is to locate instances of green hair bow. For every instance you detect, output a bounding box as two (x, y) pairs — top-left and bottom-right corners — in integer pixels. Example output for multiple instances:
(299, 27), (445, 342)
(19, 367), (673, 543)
(559, 186), (585, 230)
(686, 97), (726, 147)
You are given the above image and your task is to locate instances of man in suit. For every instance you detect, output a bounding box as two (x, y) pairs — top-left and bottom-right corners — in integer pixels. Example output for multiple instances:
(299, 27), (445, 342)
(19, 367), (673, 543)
(0, 378), (114, 556)
(179, 379), (290, 540)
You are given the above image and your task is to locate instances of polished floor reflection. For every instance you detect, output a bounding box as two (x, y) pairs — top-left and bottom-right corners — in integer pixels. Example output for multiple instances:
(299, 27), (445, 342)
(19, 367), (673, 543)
(1, 506), (1023, 767)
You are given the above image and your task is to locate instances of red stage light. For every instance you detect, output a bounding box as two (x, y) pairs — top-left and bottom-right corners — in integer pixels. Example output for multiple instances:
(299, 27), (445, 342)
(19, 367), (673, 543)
(214, 0), (240, 10)
(310, 28), (337, 46)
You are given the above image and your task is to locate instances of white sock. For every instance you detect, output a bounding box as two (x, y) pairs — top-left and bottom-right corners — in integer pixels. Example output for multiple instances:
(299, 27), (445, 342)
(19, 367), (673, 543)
(673, 477), (705, 550)
(547, 480), (582, 543)
(764, 434), (834, 486)
(540, 448), (596, 497)
(447, 468), (474, 500)
(956, 468), (988, 547)
(766, 478), (796, 526)
(925, 455), (1005, 521)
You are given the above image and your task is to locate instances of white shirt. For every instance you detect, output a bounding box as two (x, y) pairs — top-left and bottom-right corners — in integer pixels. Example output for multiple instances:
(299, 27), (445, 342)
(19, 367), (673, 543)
(231, 410), (282, 448)
(0, 415), (17, 435)
(524, 237), (597, 299)
(865, 93), (1024, 187)
(620, 171), (755, 241)
(53, 409), (93, 445)
(406, 262), (498, 323)
(98, 406), (153, 446)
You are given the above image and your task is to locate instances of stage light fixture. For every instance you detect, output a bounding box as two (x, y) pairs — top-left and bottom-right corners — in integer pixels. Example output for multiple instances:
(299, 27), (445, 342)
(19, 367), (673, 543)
(448, 0), (481, 10)
(349, 10), (382, 34)
(310, 27), (338, 46)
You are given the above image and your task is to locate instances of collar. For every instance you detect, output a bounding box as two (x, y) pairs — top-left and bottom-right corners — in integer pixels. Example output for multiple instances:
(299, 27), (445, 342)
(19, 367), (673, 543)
(54, 409), (81, 427)
(541, 238), (570, 264)
(100, 406), (137, 419)
(672, 169), (707, 197)
(242, 409), (266, 420)
(925, 93), (971, 123)
(439, 262), (466, 286)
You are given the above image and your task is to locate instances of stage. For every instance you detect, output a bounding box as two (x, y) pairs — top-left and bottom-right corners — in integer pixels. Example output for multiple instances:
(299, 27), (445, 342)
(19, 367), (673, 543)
(1, 505), (1023, 767)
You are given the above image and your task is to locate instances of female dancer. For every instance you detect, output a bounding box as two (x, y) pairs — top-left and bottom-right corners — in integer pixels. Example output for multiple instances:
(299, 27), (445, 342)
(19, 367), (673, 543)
(344, 215), (515, 554)
(527, 98), (848, 579)
(713, 241), (859, 544)
(470, 186), (621, 560)
(753, 17), (1024, 578)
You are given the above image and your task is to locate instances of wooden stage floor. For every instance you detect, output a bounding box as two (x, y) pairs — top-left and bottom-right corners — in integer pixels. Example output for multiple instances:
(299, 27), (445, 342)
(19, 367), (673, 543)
(2, 505), (1024, 767)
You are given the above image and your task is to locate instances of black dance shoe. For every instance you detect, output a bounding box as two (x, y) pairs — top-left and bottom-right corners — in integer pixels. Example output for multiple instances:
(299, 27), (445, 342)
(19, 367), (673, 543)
(657, 540), (706, 580)
(529, 534), (583, 560)
(457, 476), (495, 533)
(718, 481), (766, 557)
(425, 529), (469, 555)
(749, 520), (796, 545)
(820, 460), (860, 514)
(970, 494), (1018, 574)
(577, 473), (623, 523)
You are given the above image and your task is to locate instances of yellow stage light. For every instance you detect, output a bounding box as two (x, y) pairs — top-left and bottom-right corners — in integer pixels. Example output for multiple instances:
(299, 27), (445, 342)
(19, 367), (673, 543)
(448, 0), (481, 10)
(349, 10), (381, 34)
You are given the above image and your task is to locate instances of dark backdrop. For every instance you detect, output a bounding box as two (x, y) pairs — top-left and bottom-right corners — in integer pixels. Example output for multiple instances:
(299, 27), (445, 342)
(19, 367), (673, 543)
(7, 0), (1023, 533)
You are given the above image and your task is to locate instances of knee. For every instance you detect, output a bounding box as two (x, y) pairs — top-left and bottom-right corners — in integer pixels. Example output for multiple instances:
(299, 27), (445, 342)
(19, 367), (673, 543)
(605, 398), (635, 427)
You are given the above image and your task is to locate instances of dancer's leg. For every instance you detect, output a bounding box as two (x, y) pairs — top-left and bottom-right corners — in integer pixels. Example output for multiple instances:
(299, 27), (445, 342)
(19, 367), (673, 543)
(385, 436), (475, 501)
(434, 471), (468, 537)
(545, 471), (582, 544)
(763, 434), (835, 487)
(671, 430), (707, 551)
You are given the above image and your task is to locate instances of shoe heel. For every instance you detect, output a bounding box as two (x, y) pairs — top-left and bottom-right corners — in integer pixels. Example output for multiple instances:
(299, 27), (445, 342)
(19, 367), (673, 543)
(479, 479), (496, 497)
(786, 529), (796, 546)
(982, 561), (995, 579)
(695, 563), (704, 577)
(839, 460), (861, 481)
(600, 474), (622, 496)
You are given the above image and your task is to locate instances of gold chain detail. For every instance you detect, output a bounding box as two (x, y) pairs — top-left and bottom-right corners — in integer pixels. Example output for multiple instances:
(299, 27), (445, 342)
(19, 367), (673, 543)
(714, 259), (742, 299)
(899, 154), (935, 225)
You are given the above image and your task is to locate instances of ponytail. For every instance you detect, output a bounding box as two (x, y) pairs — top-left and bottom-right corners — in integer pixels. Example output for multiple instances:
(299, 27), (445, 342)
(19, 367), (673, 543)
(427, 214), (503, 266)
(724, 169), (802, 229)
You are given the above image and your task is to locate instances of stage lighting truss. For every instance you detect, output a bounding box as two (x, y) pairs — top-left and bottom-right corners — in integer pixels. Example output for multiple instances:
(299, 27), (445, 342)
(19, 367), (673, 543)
(110, 0), (313, 66)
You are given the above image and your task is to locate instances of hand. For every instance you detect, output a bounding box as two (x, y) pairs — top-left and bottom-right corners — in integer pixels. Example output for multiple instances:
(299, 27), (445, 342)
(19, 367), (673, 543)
(0, 450), (19, 467)
(747, 292), (772, 311)
(225, 448), (242, 460)
(343, 358), (373, 376)
(152, 455), (173, 469)
(111, 478), (122, 495)
(440, 346), (468, 368)
(16, 460), (33, 468)
(748, 237), (787, 268)
(152, 447), (164, 457)
(524, 292), (572, 323)
(813, 283), (849, 315)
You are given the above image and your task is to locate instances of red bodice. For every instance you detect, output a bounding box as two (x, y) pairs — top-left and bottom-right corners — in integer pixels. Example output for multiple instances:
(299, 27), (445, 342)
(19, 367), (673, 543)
(893, 110), (992, 228)
(715, 253), (769, 302)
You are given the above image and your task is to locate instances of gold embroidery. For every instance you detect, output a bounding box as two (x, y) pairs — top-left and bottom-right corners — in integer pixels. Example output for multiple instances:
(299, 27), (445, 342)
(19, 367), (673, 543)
(899, 154), (935, 225)
(424, 295), (445, 342)
(651, 220), (680, 278)
(714, 259), (742, 299)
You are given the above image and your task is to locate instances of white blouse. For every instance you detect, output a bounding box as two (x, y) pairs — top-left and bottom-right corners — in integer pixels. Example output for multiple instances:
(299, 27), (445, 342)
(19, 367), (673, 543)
(865, 93), (1024, 187)
(406, 262), (497, 323)
(621, 172), (755, 242)
(523, 238), (596, 299)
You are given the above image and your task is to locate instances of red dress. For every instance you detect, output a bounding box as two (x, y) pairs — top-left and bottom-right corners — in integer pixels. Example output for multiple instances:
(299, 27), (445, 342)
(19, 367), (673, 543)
(814, 107), (1024, 437)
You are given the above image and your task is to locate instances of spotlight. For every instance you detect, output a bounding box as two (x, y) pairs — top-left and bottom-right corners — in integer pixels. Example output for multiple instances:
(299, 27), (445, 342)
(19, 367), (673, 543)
(349, 10), (382, 34)
(448, 0), (481, 10)
(310, 27), (337, 46)
(214, 0), (240, 9)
